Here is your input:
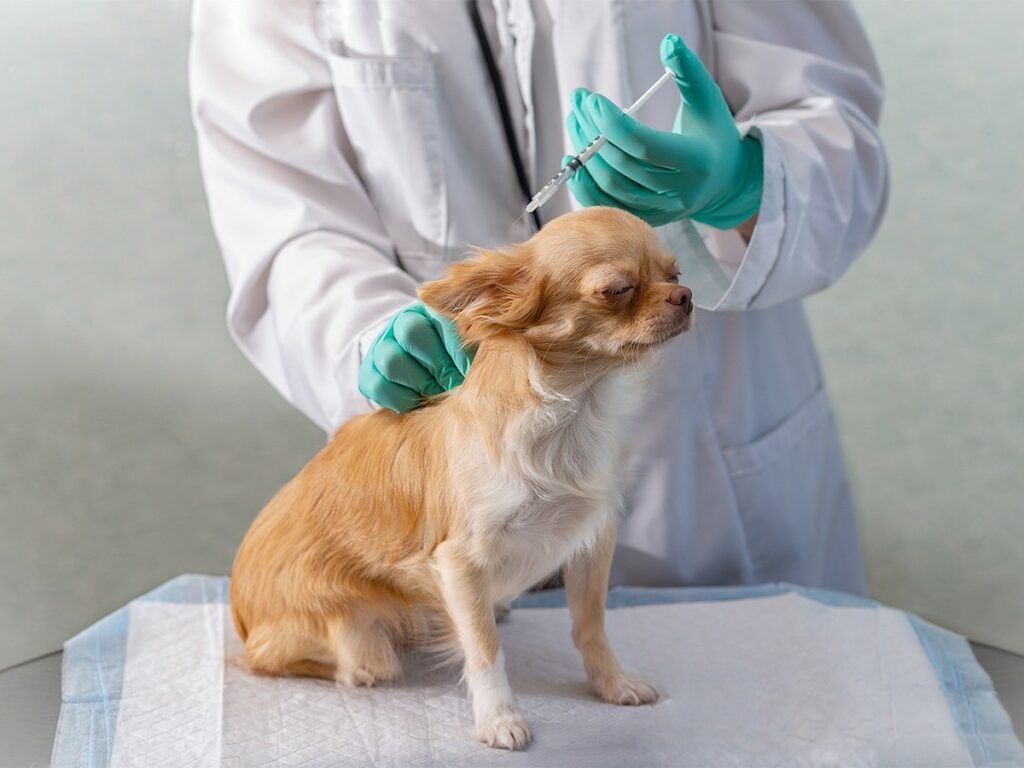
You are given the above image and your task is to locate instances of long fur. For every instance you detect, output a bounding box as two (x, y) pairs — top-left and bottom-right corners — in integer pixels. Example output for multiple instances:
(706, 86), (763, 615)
(229, 207), (693, 748)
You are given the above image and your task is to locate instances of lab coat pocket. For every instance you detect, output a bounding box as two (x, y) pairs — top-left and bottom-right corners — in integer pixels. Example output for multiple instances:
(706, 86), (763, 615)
(722, 387), (858, 588)
(326, 53), (448, 260)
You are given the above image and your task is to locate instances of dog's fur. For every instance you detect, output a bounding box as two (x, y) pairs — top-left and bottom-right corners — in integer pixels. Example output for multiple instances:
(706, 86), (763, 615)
(230, 207), (694, 750)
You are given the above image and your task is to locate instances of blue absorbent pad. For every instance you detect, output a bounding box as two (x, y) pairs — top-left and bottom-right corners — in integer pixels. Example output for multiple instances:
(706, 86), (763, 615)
(51, 575), (1024, 767)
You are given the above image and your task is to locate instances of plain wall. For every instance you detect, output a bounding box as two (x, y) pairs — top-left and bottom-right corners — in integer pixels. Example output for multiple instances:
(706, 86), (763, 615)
(805, 0), (1024, 653)
(1, 0), (1022, 670)
(0, 1), (325, 670)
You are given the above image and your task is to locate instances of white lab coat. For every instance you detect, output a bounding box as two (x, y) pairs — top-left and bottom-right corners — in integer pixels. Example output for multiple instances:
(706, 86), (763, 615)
(190, 0), (888, 595)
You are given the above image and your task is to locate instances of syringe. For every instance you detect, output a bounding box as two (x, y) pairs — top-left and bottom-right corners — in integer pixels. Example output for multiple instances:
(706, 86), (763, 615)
(525, 67), (676, 216)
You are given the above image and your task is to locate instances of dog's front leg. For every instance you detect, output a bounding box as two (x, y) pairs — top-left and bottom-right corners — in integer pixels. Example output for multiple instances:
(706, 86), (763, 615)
(435, 541), (531, 751)
(565, 521), (659, 705)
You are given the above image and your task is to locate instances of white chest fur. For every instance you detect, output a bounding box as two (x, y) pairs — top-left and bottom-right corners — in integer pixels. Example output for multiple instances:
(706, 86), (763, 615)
(459, 366), (647, 600)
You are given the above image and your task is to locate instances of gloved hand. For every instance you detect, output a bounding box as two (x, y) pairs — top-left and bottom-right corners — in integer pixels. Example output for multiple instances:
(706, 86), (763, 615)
(358, 302), (474, 413)
(565, 33), (763, 230)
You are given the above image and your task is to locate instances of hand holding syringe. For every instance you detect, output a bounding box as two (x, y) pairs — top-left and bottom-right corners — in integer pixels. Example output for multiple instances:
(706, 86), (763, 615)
(525, 68), (676, 215)
(536, 33), (764, 229)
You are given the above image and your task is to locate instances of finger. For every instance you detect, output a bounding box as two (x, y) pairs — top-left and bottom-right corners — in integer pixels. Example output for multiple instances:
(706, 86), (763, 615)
(568, 160), (669, 227)
(570, 88), (672, 182)
(424, 306), (475, 380)
(568, 108), (680, 193)
(566, 158), (629, 210)
(371, 336), (445, 396)
(567, 112), (670, 207)
(585, 92), (703, 169)
(660, 33), (723, 114)
(450, 341), (475, 379)
(567, 87), (597, 149)
(391, 310), (462, 390)
(357, 362), (422, 413)
(570, 115), (678, 193)
(569, 88), (636, 163)
(570, 96), (667, 194)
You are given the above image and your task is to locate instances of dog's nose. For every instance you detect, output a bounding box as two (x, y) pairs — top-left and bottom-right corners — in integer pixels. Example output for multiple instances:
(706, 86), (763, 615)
(667, 285), (693, 315)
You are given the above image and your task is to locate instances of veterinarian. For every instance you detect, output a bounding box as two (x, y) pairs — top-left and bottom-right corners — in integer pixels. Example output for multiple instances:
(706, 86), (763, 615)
(191, 1), (887, 596)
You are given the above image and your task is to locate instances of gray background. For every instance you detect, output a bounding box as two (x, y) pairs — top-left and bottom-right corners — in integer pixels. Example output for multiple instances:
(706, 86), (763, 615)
(1, 0), (1021, 671)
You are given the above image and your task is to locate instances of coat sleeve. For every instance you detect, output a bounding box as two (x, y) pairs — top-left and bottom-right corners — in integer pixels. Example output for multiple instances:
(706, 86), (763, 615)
(699, 0), (889, 310)
(189, 0), (417, 433)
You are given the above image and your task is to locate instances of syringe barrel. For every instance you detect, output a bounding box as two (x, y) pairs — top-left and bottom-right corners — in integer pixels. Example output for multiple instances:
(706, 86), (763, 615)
(576, 136), (608, 165)
(523, 68), (674, 216)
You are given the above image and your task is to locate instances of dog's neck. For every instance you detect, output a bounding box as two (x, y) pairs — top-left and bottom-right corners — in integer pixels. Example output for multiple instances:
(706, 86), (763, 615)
(451, 334), (641, 451)
(457, 335), (616, 406)
(447, 334), (645, 499)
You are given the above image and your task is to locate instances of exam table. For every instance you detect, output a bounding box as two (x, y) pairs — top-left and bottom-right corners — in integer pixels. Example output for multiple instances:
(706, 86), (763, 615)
(2, 586), (1022, 767)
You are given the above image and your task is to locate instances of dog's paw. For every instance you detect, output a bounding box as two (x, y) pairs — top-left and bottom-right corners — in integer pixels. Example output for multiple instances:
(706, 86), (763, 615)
(335, 665), (399, 688)
(595, 674), (659, 706)
(476, 708), (531, 751)
(336, 667), (378, 687)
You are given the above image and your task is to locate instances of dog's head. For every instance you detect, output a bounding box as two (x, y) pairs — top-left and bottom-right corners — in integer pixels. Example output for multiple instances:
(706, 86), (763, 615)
(420, 207), (693, 369)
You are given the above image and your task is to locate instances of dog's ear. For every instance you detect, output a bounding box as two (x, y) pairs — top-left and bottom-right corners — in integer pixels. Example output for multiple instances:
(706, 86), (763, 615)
(419, 245), (545, 340)
(419, 248), (516, 318)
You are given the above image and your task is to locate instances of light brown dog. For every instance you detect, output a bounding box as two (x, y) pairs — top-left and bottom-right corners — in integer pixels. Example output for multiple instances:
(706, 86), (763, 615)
(230, 206), (693, 750)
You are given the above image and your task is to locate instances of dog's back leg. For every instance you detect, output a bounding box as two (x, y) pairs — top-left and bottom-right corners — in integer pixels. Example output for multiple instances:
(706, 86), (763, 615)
(241, 619), (336, 679)
(329, 613), (403, 687)
(283, 659), (337, 679)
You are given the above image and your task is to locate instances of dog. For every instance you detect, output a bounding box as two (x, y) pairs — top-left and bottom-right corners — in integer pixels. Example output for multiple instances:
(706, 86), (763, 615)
(229, 206), (694, 750)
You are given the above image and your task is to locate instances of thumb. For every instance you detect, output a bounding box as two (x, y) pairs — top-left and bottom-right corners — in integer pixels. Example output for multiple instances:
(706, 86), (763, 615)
(660, 33), (719, 111)
(424, 305), (474, 378)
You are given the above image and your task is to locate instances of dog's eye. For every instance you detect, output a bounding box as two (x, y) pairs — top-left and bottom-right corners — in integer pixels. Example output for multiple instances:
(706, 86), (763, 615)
(606, 285), (635, 297)
(667, 273), (680, 284)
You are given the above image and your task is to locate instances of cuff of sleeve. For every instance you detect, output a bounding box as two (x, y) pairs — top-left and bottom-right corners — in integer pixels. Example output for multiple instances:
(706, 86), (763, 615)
(703, 122), (786, 311)
(356, 296), (419, 398)
(329, 297), (419, 430)
(357, 313), (396, 362)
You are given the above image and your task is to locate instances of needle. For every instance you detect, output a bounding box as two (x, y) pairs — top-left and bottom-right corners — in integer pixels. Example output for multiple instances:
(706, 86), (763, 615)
(524, 67), (677, 216)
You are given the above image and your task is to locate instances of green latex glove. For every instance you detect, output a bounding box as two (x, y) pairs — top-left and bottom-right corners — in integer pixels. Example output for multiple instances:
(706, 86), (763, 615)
(565, 33), (763, 229)
(358, 302), (474, 413)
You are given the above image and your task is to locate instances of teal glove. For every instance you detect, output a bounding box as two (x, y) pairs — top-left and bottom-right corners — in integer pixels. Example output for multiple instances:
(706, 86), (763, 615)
(565, 33), (763, 229)
(358, 303), (474, 413)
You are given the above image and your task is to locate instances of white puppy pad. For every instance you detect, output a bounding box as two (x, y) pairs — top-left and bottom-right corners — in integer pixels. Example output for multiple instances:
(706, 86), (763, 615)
(103, 592), (975, 767)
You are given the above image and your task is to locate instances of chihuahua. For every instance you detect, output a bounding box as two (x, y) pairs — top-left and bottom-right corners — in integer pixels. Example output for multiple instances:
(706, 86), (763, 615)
(230, 206), (693, 750)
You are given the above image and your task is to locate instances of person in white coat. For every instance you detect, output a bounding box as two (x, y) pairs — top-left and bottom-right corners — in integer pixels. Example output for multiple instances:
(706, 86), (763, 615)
(190, 0), (888, 595)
